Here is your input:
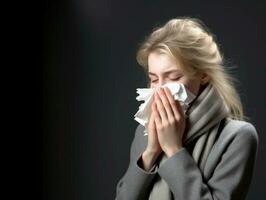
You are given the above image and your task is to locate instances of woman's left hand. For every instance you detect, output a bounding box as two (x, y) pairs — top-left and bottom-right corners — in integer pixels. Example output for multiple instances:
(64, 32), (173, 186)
(153, 87), (186, 158)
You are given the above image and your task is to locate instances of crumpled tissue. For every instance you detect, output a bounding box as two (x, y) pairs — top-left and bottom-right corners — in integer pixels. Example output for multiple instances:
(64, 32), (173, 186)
(134, 82), (196, 136)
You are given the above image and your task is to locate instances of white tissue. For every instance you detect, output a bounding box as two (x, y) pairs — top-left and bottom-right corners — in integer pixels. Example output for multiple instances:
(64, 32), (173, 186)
(134, 82), (196, 136)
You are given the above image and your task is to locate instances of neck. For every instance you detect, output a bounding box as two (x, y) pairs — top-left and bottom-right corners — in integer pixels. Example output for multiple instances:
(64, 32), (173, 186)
(187, 83), (209, 110)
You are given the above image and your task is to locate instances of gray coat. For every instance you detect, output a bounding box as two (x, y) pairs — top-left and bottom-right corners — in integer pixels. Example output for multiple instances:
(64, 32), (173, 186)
(115, 118), (259, 200)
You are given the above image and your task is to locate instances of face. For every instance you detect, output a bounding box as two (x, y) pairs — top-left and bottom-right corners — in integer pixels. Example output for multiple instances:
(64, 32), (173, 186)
(148, 51), (208, 96)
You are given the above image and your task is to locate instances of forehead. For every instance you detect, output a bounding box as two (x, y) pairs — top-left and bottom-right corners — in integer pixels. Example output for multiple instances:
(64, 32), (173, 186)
(148, 52), (183, 74)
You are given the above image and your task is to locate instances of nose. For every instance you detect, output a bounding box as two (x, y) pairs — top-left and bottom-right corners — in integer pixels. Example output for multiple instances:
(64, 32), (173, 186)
(151, 79), (166, 89)
(157, 79), (167, 87)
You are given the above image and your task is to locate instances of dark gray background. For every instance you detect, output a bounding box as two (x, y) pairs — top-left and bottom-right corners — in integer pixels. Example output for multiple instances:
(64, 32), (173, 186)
(42, 0), (266, 199)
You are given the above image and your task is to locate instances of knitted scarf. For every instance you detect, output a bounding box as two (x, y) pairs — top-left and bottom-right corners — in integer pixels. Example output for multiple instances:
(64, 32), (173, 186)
(148, 83), (229, 199)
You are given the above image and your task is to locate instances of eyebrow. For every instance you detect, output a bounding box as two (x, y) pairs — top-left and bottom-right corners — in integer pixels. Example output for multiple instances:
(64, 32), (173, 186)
(148, 69), (181, 76)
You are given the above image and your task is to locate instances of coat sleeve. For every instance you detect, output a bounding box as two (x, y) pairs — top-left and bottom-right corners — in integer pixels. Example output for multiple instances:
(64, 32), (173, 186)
(115, 125), (158, 200)
(157, 123), (259, 200)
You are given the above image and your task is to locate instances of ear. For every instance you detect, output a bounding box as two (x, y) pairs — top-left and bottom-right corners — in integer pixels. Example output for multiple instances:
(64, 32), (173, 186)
(200, 73), (210, 85)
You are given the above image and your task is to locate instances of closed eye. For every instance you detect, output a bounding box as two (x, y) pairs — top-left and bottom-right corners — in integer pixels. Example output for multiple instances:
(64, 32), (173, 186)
(169, 76), (181, 81)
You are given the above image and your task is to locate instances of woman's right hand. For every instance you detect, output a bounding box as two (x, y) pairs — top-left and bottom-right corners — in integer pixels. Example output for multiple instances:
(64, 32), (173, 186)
(146, 100), (162, 155)
(141, 100), (162, 171)
(146, 100), (163, 155)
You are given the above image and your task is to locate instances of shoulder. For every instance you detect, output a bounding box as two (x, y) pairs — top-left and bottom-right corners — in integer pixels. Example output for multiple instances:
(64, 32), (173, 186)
(218, 118), (259, 149)
(131, 124), (147, 155)
(207, 118), (259, 171)
(135, 124), (145, 137)
(224, 118), (258, 139)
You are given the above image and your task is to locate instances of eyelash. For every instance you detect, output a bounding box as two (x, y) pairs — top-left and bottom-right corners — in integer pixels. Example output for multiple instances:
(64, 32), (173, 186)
(170, 77), (181, 81)
(150, 77), (181, 83)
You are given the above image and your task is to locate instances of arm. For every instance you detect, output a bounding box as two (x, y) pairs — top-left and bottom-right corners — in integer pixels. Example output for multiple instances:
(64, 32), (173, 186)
(115, 125), (160, 200)
(157, 123), (259, 200)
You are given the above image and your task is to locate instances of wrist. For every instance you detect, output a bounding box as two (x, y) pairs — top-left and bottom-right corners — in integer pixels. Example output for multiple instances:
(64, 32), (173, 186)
(141, 150), (160, 171)
(144, 149), (161, 157)
(165, 146), (183, 158)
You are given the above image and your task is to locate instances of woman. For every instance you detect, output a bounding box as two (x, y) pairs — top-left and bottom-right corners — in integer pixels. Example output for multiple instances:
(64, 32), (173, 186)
(115, 17), (258, 200)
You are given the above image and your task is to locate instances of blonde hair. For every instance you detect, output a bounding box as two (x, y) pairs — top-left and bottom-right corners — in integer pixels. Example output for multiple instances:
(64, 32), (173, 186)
(136, 17), (245, 120)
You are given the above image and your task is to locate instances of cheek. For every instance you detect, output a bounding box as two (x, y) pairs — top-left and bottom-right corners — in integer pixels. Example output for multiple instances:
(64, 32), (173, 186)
(182, 80), (201, 96)
(186, 85), (200, 96)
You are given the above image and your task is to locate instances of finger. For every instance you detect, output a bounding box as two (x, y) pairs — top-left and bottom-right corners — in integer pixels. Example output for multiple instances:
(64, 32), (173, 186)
(172, 93), (185, 119)
(174, 99), (185, 120)
(152, 99), (162, 127)
(159, 87), (175, 121)
(155, 90), (168, 124)
(148, 108), (156, 131)
(163, 87), (182, 120)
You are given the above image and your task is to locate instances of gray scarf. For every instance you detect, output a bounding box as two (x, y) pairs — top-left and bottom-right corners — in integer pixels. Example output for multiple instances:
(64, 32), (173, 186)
(148, 83), (229, 200)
